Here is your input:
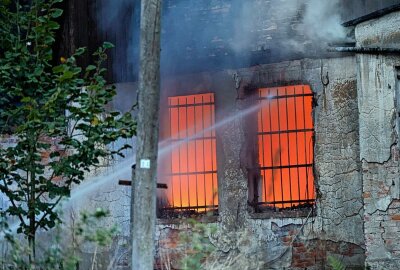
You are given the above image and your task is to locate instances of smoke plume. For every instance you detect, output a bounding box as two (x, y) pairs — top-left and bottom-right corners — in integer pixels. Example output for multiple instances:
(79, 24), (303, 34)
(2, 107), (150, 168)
(97, 0), (348, 77)
(302, 0), (347, 42)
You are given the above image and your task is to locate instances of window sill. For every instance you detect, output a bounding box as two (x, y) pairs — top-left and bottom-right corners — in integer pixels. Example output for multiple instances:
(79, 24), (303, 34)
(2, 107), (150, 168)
(157, 215), (218, 225)
(249, 207), (315, 219)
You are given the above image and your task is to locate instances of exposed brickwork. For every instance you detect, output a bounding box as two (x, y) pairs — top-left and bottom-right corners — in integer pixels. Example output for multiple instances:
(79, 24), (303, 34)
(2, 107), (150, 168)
(152, 57), (365, 269)
(155, 227), (182, 269)
(7, 1), (400, 269)
(0, 135), (65, 180)
(154, 221), (365, 269)
(355, 10), (400, 269)
(1, 56), (366, 269)
(291, 240), (365, 269)
(363, 158), (400, 267)
(160, 0), (348, 75)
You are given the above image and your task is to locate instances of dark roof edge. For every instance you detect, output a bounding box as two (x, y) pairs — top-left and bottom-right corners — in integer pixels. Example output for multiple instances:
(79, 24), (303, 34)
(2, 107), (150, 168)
(342, 4), (400, 27)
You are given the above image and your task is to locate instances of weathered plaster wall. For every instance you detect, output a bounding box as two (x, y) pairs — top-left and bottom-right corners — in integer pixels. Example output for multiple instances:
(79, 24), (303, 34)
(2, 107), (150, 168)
(313, 66), (363, 246)
(236, 57), (363, 245)
(356, 10), (400, 269)
(154, 56), (364, 269)
(0, 55), (364, 269)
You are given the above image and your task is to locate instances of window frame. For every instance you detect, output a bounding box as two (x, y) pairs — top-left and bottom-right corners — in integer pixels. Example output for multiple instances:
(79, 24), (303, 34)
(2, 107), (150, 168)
(249, 84), (316, 215)
(157, 92), (219, 218)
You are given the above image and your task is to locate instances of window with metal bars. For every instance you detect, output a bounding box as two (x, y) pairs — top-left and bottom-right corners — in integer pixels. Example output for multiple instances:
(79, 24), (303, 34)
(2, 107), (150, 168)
(256, 85), (315, 210)
(158, 93), (218, 214)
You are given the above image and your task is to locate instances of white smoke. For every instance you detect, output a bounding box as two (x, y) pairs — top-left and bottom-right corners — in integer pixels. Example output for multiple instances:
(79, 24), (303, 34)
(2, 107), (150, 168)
(231, 0), (347, 54)
(96, 0), (348, 74)
(302, 0), (347, 42)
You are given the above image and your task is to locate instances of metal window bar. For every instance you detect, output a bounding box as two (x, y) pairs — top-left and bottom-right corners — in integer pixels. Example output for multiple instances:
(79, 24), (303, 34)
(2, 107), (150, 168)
(257, 86), (315, 209)
(161, 93), (218, 213)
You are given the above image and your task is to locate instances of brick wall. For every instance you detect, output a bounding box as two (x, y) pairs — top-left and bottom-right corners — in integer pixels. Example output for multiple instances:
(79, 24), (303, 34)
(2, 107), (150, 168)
(161, 0), (327, 75)
(356, 10), (400, 269)
(151, 56), (365, 269)
(60, 0), (376, 82)
(291, 240), (364, 269)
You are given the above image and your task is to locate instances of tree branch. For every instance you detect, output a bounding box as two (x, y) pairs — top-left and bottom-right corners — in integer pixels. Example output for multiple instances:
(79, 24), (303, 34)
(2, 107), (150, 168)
(1, 178), (26, 227)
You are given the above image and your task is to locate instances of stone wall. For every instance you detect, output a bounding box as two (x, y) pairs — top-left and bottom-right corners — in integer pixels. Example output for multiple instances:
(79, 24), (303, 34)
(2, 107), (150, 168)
(161, 0), (344, 75)
(356, 10), (400, 270)
(0, 55), (365, 269)
(154, 56), (365, 269)
(4, 1), (400, 268)
(8, 1), (400, 269)
(59, 0), (367, 82)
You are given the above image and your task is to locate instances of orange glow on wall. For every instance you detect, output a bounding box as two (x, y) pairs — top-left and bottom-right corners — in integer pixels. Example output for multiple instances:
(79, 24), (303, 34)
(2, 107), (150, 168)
(160, 93), (218, 212)
(258, 85), (315, 208)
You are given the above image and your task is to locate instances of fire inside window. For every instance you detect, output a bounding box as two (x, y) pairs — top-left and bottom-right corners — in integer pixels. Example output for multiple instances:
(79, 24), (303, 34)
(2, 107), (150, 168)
(160, 93), (218, 213)
(257, 85), (315, 209)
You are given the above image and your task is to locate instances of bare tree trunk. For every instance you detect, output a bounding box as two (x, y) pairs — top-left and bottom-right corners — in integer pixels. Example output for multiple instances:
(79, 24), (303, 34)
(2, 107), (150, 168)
(131, 0), (162, 269)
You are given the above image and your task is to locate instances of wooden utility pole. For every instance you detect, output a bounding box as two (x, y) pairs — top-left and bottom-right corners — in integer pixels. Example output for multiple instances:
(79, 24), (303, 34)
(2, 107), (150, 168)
(131, 0), (162, 269)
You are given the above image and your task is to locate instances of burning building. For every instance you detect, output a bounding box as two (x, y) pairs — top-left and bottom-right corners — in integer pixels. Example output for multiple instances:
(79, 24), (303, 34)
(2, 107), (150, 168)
(51, 0), (400, 269)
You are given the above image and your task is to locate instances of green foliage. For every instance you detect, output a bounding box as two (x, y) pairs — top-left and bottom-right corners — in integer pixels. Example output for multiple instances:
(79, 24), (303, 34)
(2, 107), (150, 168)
(0, 208), (117, 269)
(180, 219), (217, 270)
(0, 0), (135, 250)
(328, 256), (346, 270)
(75, 208), (118, 247)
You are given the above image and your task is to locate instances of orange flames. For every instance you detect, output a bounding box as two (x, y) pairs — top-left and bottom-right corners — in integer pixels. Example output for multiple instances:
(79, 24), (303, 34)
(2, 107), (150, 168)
(258, 85), (315, 208)
(159, 93), (218, 211)
(159, 86), (314, 212)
